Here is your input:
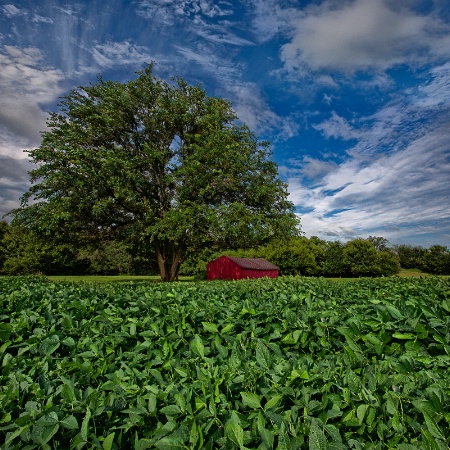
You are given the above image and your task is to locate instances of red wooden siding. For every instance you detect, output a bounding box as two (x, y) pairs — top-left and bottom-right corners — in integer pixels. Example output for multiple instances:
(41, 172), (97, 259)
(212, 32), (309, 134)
(206, 256), (278, 280)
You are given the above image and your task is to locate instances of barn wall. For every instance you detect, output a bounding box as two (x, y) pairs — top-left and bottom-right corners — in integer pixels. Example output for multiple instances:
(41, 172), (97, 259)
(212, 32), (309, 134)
(207, 256), (240, 280)
(241, 269), (278, 279)
(207, 256), (278, 280)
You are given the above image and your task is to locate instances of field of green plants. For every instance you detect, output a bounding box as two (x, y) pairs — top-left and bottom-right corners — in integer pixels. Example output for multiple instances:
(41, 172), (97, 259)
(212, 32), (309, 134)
(1, 276), (449, 449)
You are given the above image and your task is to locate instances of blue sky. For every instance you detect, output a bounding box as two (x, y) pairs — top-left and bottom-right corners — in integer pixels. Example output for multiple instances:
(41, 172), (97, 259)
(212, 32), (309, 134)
(1, 0), (449, 247)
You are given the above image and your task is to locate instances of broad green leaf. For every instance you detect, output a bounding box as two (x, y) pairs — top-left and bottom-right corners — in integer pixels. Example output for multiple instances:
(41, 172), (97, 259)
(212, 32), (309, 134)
(81, 407), (91, 441)
(264, 394), (282, 410)
(258, 423), (274, 449)
(31, 412), (60, 445)
(324, 424), (344, 449)
(160, 405), (181, 415)
(202, 322), (219, 333)
(241, 391), (261, 409)
(290, 369), (309, 380)
(3, 425), (32, 448)
(278, 422), (291, 450)
(256, 340), (271, 370)
(0, 341), (11, 355)
(61, 415), (79, 430)
(221, 324), (234, 333)
(190, 335), (205, 358)
(148, 394), (157, 414)
(356, 405), (369, 425)
(102, 432), (115, 450)
(0, 412), (12, 424)
(309, 419), (327, 450)
(62, 337), (76, 348)
(155, 435), (185, 450)
(385, 304), (402, 320)
(392, 332), (415, 340)
(174, 367), (188, 378)
(225, 412), (244, 449)
(423, 412), (446, 441)
(39, 335), (60, 356)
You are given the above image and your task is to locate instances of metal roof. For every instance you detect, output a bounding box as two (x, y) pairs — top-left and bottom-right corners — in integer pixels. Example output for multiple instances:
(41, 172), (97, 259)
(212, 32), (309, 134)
(226, 256), (279, 270)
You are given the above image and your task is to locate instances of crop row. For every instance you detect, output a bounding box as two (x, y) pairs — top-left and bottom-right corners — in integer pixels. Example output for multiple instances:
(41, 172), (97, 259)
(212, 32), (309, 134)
(1, 276), (450, 449)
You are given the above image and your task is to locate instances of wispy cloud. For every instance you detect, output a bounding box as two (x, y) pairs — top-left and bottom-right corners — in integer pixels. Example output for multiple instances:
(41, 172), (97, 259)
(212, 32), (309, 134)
(0, 156), (34, 219)
(175, 44), (298, 138)
(245, 0), (299, 42)
(289, 67), (450, 245)
(313, 112), (361, 141)
(136, 0), (234, 26)
(2, 4), (26, 18)
(0, 46), (65, 156)
(91, 41), (153, 69)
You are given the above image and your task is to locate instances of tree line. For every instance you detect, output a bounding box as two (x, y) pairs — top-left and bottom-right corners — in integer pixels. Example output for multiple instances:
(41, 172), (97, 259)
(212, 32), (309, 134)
(1, 221), (448, 277)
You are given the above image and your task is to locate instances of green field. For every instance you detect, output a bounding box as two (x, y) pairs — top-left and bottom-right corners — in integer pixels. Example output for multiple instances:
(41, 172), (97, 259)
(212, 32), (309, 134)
(45, 275), (195, 284)
(42, 269), (439, 285)
(1, 276), (449, 449)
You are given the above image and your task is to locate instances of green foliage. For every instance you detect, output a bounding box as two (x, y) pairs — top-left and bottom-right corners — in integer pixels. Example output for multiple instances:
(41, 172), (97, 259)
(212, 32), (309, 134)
(343, 239), (379, 276)
(1, 276), (449, 448)
(393, 244), (427, 270)
(322, 241), (345, 277)
(262, 237), (322, 275)
(0, 221), (9, 271)
(423, 245), (450, 275)
(1, 224), (86, 275)
(78, 241), (134, 275)
(12, 64), (299, 281)
(375, 250), (401, 276)
(366, 236), (389, 251)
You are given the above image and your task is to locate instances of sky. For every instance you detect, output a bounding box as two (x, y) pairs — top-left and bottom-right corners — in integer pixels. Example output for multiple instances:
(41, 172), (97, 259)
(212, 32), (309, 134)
(1, 0), (450, 247)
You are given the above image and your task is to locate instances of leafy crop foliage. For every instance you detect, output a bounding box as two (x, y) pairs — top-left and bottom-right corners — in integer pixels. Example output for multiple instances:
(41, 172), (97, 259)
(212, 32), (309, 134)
(1, 276), (449, 449)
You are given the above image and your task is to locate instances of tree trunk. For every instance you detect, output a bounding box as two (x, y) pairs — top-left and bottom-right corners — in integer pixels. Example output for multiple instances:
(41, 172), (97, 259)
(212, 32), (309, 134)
(155, 242), (184, 282)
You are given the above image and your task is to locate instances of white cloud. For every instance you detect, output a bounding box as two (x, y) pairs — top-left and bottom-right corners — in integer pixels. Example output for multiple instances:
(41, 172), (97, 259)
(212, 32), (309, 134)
(2, 4), (25, 18)
(175, 44), (298, 138)
(0, 46), (66, 158)
(137, 0), (233, 25)
(280, 0), (450, 74)
(32, 14), (54, 24)
(0, 156), (34, 219)
(289, 124), (450, 244)
(245, 0), (299, 42)
(415, 62), (450, 108)
(91, 41), (153, 68)
(313, 112), (361, 141)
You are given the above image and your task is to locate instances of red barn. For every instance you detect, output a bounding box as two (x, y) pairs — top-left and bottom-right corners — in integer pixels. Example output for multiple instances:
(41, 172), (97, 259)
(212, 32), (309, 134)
(206, 256), (279, 280)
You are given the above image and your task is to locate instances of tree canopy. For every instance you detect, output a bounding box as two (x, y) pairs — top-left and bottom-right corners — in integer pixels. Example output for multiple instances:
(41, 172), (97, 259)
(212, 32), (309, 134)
(12, 64), (299, 281)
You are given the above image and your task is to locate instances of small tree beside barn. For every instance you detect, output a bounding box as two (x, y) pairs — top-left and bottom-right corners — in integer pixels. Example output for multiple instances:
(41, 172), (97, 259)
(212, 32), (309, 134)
(207, 256), (278, 280)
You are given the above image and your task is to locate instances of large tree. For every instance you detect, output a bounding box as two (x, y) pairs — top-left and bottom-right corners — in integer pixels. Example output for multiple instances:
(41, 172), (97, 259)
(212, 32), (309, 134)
(12, 65), (299, 281)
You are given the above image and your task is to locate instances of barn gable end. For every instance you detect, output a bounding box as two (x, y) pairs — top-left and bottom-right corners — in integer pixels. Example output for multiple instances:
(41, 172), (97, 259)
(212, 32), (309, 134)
(206, 256), (278, 280)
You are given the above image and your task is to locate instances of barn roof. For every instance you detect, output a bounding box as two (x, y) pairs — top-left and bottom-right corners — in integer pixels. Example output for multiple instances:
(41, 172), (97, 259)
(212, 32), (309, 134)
(226, 256), (279, 270)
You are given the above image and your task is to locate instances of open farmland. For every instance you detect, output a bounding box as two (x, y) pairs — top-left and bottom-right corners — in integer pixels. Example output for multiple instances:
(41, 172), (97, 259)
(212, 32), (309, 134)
(1, 276), (449, 449)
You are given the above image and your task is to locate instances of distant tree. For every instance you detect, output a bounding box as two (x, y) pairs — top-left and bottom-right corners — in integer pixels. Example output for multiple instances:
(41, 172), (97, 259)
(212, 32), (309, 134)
(393, 244), (426, 270)
(367, 236), (389, 251)
(308, 236), (327, 273)
(0, 221), (9, 271)
(1, 225), (85, 275)
(77, 241), (133, 275)
(422, 245), (450, 275)
(375, 250), (401, 276)
(11, 64), (299, 281)
(179, 247), (222, 278)
(322, 241), (345, 277)
(263, 237), (319, 276)
(343, 239), (378, 277)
